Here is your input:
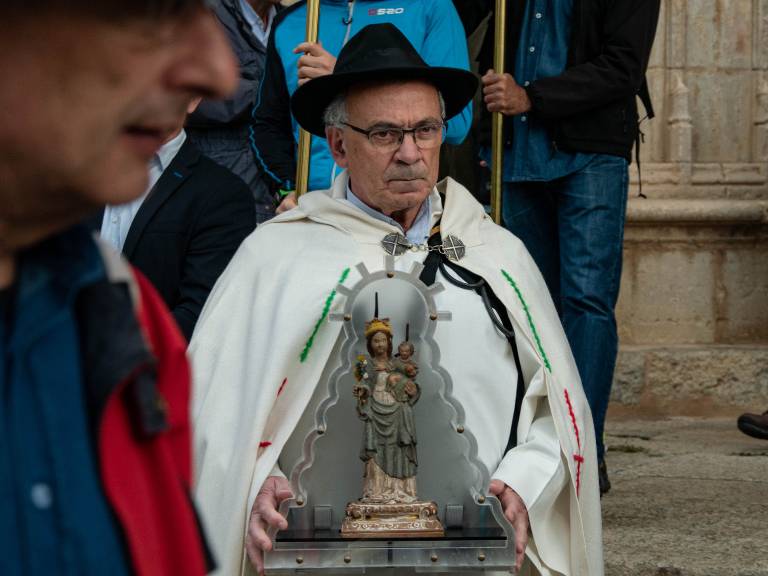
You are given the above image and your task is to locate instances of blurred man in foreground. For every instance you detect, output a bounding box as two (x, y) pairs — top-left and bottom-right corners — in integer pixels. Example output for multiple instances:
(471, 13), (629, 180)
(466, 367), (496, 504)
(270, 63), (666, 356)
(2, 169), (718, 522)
(0, 2), (237, 574)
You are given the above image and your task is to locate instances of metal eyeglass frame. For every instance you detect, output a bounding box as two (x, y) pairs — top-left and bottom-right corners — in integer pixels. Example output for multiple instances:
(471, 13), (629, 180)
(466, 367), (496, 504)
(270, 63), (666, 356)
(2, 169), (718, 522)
(341, 121), (446, 150)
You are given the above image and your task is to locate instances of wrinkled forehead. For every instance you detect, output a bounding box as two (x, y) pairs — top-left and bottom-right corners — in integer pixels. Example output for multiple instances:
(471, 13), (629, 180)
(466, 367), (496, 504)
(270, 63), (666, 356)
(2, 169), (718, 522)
(346, 80), (442, 125)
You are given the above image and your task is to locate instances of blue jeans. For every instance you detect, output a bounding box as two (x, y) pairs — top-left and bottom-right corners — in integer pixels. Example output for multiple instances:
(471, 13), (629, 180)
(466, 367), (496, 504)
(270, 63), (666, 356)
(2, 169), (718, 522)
(503, 154), (629, 460)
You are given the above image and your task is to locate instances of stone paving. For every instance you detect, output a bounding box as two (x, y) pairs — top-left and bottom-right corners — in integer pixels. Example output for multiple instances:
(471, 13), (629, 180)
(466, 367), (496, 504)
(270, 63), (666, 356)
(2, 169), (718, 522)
(602, 416), (768, 576)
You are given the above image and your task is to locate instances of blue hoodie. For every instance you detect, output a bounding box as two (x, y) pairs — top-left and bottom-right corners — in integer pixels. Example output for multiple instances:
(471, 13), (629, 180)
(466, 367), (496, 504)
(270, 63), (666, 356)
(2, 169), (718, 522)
(251, 0), (472, 193)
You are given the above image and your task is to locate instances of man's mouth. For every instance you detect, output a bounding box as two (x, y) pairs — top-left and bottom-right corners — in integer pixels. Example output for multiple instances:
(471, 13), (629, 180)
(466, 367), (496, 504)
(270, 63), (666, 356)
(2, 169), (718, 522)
(121, 125), (170, 159)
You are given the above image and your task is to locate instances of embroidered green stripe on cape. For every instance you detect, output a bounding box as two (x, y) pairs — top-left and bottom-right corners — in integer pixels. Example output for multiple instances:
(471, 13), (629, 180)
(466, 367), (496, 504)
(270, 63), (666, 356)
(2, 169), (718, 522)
(300, 267), (351, 363)
(501, 269), (551, 372)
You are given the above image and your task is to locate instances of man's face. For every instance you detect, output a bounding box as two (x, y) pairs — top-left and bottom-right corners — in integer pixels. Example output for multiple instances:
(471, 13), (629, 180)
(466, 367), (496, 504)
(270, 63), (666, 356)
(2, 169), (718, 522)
(0, 6), (237, 239)
(327, 81), (442, 217)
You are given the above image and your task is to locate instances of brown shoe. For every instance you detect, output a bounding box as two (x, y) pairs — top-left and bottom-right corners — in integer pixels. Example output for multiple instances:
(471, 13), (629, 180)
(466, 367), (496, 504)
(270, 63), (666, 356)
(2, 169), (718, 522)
(737, 410), (768, 440)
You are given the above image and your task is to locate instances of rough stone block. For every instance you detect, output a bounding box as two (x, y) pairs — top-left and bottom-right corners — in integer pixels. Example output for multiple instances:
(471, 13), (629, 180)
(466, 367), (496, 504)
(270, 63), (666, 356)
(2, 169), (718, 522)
(687, 0), (753, 69)
(725, 185), (768, 199)
(723, 163), (767, 184)
(631, 163), (680, 186)
(644, 347), (768, 406)
(720, 248), (768, 342)
(611, 350), (646, 405)
(617, 249), (716, 345)
(755, 0), (768, 68)
(691, 163), (724, 185)
(687, 70), (754, 162)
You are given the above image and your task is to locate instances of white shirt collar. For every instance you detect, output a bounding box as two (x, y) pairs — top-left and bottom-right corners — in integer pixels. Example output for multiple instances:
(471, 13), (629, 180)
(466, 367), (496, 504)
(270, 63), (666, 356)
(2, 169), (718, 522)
(239, 0), (276, 45)
(99, 129), (187, 253)
(156, 129), (186, 173)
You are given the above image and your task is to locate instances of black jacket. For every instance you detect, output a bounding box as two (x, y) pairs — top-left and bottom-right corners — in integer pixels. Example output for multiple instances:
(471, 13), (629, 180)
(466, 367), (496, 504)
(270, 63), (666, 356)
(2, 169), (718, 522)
(120, 139), (255, 340)
(186, 0), (280, 220)
(478, 0), (660, 160)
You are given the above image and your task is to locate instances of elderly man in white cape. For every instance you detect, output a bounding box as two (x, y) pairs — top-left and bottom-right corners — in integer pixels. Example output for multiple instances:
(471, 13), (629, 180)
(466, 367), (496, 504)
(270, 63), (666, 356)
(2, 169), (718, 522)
(190, 23), (603, 576)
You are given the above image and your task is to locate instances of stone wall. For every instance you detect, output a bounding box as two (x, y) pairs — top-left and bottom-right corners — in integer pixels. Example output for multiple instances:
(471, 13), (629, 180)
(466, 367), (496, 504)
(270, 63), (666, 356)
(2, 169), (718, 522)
(613, 0), (768, 414)
(633, 0), (768, 193)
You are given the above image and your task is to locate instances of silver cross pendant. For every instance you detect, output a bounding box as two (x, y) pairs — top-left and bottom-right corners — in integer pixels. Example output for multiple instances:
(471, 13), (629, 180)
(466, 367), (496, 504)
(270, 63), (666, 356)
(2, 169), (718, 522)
(442, 235), (466, 261)
(381, 232), (410, 256)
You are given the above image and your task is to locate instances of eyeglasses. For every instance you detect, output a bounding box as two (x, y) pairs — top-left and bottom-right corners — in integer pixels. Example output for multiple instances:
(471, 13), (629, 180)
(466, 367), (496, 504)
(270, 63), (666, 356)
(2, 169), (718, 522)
(342, 122), (445, 151)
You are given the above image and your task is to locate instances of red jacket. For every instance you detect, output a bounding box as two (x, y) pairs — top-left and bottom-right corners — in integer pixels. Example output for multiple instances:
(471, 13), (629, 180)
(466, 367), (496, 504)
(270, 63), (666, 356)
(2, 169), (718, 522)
(79, 244), (212, 576)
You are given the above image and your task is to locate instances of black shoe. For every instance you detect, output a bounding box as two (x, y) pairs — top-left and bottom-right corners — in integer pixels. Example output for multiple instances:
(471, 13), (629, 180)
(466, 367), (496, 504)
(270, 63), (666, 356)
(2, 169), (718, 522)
(737, 410), (768, 440)
(598, 459), (611, 496)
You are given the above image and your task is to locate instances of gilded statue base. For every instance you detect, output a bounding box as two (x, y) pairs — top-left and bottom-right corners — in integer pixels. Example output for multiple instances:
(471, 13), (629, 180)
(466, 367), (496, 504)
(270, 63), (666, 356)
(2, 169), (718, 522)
(341, 500), (445, 539)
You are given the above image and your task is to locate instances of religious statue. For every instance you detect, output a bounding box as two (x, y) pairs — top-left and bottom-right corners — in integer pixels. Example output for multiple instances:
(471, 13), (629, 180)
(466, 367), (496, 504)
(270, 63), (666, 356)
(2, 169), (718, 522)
(341, 316), (444, 538)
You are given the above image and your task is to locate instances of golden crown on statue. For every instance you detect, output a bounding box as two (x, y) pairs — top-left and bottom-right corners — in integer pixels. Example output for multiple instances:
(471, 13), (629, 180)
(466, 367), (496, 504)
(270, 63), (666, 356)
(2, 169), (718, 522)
(364, 318), (393, 338)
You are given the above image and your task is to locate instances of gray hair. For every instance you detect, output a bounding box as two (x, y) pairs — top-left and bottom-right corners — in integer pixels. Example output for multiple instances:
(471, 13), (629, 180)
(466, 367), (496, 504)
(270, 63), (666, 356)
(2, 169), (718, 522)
(323, 93), (348, 129)
(323, 88), (447, 129)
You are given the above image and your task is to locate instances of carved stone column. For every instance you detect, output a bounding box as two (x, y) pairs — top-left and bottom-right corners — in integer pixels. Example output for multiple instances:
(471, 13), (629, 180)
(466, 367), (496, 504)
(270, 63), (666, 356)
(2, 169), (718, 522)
(754, 73), (768, 162)
(667, 72), (693, 182)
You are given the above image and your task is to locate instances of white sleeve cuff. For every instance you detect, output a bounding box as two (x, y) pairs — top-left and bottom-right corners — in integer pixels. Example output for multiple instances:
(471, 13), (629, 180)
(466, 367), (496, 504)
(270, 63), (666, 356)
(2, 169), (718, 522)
(491, 408), (565, 512)
(269, 462), (287, 479)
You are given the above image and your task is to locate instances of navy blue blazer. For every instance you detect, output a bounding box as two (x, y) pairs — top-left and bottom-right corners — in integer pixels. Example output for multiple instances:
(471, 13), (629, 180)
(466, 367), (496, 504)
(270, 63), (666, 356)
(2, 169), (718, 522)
(94, 139), (256, 340)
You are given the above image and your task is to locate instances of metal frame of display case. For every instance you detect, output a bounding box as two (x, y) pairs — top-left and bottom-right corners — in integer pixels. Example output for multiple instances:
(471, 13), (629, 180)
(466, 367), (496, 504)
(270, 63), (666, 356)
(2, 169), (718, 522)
(264, 257), (517, 573)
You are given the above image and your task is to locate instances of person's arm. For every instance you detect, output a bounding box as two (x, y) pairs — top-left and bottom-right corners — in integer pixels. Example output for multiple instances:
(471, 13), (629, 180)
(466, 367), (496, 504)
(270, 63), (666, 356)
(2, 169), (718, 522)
(492, 400), (566, 512)
(250, 28), (297, 192)
(526, 0), (661, 119)
(422, 0), (473, 144)
(187, 2), (262, 128)
(490, 368), (568, 573)
(172, 172), (256, 340)
(188, 76), (259, 127)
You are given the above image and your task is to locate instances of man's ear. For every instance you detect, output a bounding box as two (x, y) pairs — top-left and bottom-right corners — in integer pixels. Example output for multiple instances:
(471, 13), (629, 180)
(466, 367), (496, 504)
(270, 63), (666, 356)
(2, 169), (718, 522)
(326, 127), (348, 169)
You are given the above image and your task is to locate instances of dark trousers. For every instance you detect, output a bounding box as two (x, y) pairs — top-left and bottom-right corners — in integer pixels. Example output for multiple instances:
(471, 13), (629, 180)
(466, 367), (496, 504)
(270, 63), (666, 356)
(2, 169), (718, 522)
(503, 154), (629, 460)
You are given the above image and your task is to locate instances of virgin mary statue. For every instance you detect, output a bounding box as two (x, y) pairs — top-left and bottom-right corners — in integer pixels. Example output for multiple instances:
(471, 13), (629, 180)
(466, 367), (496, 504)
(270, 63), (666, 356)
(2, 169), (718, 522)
(353, 317), (420, 503)
(343, 316), (443, 538)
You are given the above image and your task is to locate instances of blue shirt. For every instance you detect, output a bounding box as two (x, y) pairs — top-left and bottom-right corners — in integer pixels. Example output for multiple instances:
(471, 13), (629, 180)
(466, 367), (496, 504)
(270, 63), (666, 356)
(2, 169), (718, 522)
(0, 227), (130, 576)
(346, 181), (434, 245)
(503, 0), (594, 182)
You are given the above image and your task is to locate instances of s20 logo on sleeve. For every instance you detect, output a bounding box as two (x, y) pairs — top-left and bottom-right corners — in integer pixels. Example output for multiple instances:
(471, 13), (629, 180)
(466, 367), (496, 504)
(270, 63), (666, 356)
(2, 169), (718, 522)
(368, 7), (405, 16)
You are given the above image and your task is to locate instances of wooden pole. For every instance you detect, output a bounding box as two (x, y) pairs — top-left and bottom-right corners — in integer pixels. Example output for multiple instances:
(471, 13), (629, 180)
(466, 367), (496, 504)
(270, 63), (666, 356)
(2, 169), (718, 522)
(490, 0), (507, 224)
(295, 0), (321, 197)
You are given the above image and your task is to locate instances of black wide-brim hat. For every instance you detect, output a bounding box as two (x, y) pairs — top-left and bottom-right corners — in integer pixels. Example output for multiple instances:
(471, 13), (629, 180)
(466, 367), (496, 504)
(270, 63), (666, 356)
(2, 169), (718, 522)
(291, 23), (479, 137)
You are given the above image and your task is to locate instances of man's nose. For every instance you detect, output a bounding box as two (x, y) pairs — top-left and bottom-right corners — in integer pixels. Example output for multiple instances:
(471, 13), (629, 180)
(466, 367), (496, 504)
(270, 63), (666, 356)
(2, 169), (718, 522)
(393, 131), (422, 164)
(166, 8), (239, 100)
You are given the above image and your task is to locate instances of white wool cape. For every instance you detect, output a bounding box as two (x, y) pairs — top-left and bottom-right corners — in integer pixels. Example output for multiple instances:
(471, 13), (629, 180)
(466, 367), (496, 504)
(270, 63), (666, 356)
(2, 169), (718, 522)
(190, 175), (603, 576)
